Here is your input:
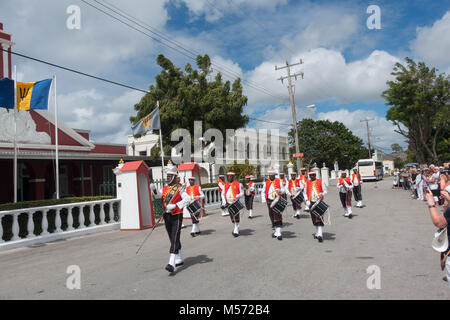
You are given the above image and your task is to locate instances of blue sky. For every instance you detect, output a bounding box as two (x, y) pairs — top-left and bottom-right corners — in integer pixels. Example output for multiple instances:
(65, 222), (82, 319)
(0, 0), (449, 152)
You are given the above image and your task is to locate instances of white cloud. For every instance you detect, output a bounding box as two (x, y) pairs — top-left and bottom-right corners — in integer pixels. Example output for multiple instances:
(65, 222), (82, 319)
(410, 11), (450, 72)
(54, 89), (144, 144)
(245, 48), (400, 106)
(177, 0), (288, 22)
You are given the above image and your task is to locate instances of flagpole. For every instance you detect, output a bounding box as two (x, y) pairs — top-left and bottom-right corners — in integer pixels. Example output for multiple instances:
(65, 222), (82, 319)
(13, 65), (17, 203)
(157, 101), (165, 181)
(53, 75), (60, 199)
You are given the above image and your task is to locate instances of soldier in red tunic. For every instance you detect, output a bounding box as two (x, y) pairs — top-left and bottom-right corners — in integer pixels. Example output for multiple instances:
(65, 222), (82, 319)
(184, 176), (205, 237)
(151, 166), (188, 273)
(221, 172), (244, 237)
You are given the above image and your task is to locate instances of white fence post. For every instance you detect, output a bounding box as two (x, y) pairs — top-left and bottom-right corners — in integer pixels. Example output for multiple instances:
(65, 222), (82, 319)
(78, 206), (85, 229)
(89, 204), (95, 227)
(11, 214), (20, 241)
(55, 209), (62, 233)
(67, 207), (74, 231)
(27, 211), (35, 239)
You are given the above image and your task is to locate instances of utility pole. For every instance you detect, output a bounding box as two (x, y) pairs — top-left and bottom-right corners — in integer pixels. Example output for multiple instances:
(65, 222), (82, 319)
(360, 118), (374, 159)
(275, 60), (304, 172)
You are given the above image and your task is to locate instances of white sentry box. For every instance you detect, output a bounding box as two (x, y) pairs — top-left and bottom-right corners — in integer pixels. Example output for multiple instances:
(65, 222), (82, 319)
(114, 160), (154, 230)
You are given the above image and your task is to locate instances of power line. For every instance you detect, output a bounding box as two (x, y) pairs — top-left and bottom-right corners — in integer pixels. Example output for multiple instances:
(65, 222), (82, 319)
(248, 117), (292, 126)
(2, 48), (150, 94)
(80, 0), (285, 101)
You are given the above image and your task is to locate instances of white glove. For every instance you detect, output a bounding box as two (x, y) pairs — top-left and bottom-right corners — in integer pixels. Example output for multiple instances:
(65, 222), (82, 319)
(166, 204), (176, 210)
(306, 201), (311, 206)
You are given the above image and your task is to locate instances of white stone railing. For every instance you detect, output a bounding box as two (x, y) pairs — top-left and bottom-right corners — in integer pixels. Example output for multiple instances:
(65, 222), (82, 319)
(202, 182), (264, 210)
(0, 199), (121, 251)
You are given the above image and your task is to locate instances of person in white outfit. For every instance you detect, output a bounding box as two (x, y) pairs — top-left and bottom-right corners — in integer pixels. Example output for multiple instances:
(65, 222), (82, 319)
(415, 169), (424, 201)
(221, 172), (244, 237)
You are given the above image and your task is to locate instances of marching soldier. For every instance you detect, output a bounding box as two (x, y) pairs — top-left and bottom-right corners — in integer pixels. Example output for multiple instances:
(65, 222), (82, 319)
(262, 169), (286, 240)
(298, 168), (309, 211)
(218, 174), (228, 216)
(184, 176), (205, 237)
(351, 168), (364, 208)
(151, 165), (188, 273)
(303, 171), (328, 242)
(221, 172), (244, 237)
(244, 175), (256, 219)
(286, 172), (303, 219)
(338, 171), (354, 218)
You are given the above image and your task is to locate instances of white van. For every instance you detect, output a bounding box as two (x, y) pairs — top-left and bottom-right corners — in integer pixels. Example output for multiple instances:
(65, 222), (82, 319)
(357, 159), (384, 181)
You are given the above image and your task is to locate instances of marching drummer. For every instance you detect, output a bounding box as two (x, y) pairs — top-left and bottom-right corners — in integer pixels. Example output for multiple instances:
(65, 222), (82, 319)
(337, 171), (354, 218)
(262, 169), (286, 240)
(221, 171), (244, 237)
(298, 168), (309, 211)
(218, 174), (228, 216)
(286, 172), (303, 219)
(244, 175), (256, 219)
(184, 176), (205, 237)
(303, 171), (328, 243)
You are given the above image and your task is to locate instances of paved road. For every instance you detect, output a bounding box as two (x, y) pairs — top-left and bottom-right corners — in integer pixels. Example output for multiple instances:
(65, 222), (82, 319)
(0, 178), (449, 300)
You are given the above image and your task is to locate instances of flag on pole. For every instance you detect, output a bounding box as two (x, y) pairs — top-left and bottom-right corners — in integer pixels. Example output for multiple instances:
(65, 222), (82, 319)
(0, 78), (14, 109)
(16, 79), (52, 110)
(132, 106), (161, 135)
(0, 78), (52, 110)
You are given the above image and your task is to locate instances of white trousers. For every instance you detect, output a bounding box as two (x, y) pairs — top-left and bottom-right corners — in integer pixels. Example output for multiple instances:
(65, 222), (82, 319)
(416, 183), (424, 200)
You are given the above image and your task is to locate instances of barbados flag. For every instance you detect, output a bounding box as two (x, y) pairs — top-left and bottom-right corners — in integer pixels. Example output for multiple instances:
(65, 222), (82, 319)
(16, 79), (52, 110)
(0, 78), (14, 109)
(0, 78), (52, 110)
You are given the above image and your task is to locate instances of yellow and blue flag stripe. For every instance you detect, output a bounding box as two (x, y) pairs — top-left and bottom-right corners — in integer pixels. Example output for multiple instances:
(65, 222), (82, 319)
(0, 78), (52, 110)
(17, 79), (52, 110)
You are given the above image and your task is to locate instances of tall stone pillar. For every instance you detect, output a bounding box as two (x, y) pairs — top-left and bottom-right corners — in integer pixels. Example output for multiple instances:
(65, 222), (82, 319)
(321, 166), (329, 186)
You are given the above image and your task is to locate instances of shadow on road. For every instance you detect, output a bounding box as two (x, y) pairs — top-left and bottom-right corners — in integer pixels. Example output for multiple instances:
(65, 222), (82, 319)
(171, 254), (213, 276)
(323, 232), (336, 241)
(239, 229), (255, 236)
(281, 231), (297, 239)
(198, 229), (215, 236)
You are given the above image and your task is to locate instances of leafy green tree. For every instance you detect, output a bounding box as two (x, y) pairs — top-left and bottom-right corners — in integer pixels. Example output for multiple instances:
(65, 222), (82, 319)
(393, 157), (406, 169)
(227, 159), (256, 181)
(390, 143), (403, 153)
(130, 54), (249, 146)
(383, 57), (449, 164)
(288, 119), (369, 170)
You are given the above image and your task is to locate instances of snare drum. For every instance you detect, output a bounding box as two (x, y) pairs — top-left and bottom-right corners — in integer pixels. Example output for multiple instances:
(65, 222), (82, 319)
(311, 200), (329, 217)
(272, 196), (288, 214)
(228, 200), (244, 216)
(292, 191), (304, 205)
(187, 200), (202, 215)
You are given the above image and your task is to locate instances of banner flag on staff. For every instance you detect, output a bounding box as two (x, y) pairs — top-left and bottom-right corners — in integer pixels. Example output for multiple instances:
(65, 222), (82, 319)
(0, 78), (52, 110)
(131, 106), (161, 135)
(130, 103), (165, 179)
(0, 75), (52, 202)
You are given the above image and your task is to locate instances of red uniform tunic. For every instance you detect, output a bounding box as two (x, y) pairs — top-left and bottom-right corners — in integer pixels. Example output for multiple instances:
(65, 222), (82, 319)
(162, 184), (184, 215)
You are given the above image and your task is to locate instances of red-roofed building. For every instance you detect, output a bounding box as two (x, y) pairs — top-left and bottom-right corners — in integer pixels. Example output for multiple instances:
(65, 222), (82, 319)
(0, 22), (159, 204)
